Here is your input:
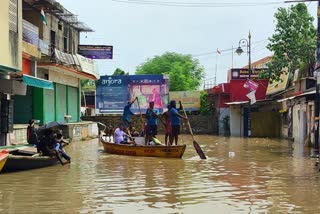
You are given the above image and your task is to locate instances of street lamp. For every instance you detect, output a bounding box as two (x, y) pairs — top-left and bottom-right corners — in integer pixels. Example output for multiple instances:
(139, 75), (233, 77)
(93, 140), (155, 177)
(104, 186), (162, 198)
(236, 32), (252, 137)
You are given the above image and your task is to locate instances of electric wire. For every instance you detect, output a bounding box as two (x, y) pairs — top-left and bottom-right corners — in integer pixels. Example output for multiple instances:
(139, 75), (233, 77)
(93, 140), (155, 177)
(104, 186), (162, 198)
(111, 0), (285, 8)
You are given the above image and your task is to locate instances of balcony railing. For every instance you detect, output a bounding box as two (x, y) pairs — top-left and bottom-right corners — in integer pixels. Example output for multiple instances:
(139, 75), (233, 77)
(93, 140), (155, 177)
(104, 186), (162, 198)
(22, 20), (99, 79)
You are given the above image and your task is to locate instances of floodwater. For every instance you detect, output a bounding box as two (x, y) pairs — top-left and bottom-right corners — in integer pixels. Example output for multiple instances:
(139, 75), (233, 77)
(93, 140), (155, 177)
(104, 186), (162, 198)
(1, 135), (320, 213)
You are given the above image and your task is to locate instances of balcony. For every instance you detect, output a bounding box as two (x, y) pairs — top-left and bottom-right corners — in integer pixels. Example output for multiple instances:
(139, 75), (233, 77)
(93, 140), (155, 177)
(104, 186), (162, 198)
(38, 47), (99, 80)
(22, 19), (99, 80)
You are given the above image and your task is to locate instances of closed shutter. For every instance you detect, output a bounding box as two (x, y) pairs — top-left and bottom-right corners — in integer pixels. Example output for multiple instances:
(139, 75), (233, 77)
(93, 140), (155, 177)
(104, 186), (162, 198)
(67, 86), (79, 122)
(14, 86), (33, 123)
(55, 83), (67, 122)
(43, 88), (55, 123)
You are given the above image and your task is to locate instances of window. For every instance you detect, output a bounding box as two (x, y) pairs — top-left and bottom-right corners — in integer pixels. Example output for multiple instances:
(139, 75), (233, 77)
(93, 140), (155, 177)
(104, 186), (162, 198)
(9, 0), (18, 32)
(63, 37), (68, 52)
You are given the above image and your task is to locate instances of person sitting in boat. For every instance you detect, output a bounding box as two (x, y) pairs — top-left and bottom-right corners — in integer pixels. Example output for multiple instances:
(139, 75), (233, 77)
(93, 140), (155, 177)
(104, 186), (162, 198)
(122, 97), (137, 128)
(54, 131), (71, 165)
(114, 124), (135, 144)
(38, 129), (57, 157)
(27, 119), (40, 152)
(145, 101), (158, 145)
(129, 126), (139, 137)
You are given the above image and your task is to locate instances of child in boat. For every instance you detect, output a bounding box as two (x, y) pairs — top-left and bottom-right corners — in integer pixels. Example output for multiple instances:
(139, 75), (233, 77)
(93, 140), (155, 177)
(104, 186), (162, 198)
(54, 132), (71, 164)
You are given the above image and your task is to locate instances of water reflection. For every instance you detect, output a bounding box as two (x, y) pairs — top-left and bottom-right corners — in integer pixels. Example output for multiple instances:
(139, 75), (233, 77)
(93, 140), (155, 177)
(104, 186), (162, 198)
(0, 136), (320, 213)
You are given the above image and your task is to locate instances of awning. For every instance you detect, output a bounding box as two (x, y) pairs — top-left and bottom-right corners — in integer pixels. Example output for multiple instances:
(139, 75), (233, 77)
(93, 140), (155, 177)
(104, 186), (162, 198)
(225, 101), (248, 105)
(0, 64), (21, 73)
(277, 90), (316, 102)
(22, 74), (54, 90)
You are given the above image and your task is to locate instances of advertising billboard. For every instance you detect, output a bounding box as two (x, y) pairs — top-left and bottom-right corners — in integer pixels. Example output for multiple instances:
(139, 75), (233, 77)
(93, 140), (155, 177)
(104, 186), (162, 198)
(96, 75), (169, 114)
(169, 91), (201, 111)
(78, 45), (113, 59)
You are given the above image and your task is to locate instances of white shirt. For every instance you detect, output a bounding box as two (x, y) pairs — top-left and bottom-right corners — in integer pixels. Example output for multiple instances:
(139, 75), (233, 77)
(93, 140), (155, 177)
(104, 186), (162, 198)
(114, 128), (125, 144)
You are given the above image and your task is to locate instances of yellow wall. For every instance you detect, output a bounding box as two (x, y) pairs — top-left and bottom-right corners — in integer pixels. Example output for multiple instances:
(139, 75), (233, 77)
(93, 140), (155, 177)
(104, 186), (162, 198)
(0, 0), (22, 72)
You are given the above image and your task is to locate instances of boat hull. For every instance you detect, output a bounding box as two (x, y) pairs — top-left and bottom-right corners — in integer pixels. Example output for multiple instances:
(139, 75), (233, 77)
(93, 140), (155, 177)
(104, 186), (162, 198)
(100, 137), (186, 158)
(2, 155), (59, 172)
(0, 152), (9, 173)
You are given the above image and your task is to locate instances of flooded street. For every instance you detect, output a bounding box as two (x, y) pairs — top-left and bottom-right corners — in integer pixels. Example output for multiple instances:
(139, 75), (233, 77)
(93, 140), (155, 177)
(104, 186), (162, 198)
(1, 135), (320, 213)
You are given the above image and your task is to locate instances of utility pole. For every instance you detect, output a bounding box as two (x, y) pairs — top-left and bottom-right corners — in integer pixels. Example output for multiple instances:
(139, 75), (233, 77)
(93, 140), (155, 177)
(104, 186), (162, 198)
(314, 0), (320, 154)
(214, 54), (218, 86)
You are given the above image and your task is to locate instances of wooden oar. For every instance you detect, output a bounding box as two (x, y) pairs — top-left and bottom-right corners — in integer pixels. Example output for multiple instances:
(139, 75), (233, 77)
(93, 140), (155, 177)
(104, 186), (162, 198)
(136, 97), (144, 135)
(180, 101), (206, 159)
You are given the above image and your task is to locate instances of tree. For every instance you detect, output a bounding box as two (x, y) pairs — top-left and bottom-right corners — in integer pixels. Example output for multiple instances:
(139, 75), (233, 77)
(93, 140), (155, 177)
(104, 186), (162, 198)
(136, 52), (205, 91)
(113, 68), (129, 76)
(80, 79), (96, 91)
(262, 3), (316, 82)
(200, 90), (211, 115)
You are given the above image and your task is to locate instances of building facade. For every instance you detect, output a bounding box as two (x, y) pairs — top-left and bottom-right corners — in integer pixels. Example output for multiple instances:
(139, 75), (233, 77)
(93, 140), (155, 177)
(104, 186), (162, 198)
(11, 0), (99, 128)
(0, 0), (23, 146)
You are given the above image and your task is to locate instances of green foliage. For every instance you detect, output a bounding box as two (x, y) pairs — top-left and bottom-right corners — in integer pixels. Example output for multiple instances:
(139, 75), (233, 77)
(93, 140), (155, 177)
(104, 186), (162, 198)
(80, 79), (96, 91)
(262, 3), (316, 82)
(113, 68), (129, 76)
(200, 91), (210, 115)
(136, 52), (205, 91)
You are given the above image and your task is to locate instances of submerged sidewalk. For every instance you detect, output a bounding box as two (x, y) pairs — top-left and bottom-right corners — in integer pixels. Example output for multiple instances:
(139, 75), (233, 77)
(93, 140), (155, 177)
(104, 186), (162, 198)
(8, 121), (99, 146)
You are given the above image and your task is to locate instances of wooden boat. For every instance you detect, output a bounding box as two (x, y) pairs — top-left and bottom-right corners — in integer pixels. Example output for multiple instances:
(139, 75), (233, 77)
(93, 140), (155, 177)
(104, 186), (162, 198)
(0, 146), (60, 172)
(1, 147), (60, 172)
(0, 151), (9, 173)
(100, 137), (186, 158)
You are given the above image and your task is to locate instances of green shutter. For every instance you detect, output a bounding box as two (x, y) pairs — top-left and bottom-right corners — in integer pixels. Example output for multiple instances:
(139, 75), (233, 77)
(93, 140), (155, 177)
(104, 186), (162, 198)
(67, 86), (79, 122)
(14, 86), (33, 123)
(43, 88), (55, 123)
(55, 83), (67, 122)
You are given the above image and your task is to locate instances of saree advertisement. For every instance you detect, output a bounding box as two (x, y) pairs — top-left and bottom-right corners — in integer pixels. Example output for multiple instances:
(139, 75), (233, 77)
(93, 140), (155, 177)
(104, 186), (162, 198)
(96, 75), (169, 114)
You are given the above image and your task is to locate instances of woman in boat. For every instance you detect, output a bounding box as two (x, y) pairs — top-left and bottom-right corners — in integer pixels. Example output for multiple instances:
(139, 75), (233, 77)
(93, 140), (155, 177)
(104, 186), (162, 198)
(27, 119), (40, 152)
(145, 101), (158, 145)
(169, 100), (187, 145)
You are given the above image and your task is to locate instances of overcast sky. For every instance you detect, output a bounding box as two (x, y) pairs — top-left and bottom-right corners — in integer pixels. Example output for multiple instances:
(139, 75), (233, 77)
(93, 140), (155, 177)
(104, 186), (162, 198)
(58, 0), (317, 87)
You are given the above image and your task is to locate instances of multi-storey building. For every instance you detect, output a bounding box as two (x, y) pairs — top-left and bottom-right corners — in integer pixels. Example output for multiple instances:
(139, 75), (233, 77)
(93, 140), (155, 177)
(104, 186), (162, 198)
(1, 0), (99, 145)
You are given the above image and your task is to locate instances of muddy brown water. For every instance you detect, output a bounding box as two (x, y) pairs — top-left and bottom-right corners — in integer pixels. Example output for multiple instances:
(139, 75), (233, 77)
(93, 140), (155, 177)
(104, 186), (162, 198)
(0, 135), (319, 213)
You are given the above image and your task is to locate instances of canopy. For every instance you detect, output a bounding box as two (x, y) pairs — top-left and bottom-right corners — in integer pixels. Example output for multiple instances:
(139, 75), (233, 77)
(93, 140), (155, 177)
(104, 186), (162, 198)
(22, 74), (54, 90)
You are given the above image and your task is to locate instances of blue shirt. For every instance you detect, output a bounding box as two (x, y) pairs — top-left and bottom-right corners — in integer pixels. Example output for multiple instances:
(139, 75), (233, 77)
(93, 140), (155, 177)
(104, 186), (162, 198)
(122, 104), (134, 122)
(170, 108), (180, 126)
(146, 108), (157, 125)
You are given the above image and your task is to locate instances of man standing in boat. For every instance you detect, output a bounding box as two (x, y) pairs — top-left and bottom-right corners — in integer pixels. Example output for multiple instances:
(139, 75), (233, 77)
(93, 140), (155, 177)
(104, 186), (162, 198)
(145, 101), (158, 145)
(161, 104), (172, 146)
(169, 100), (188, 145)
(122, 97), (137, 128)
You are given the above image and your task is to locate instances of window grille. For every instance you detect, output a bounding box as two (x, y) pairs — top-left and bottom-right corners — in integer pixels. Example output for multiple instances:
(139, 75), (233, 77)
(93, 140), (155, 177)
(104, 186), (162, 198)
(9, 0), (18, 32)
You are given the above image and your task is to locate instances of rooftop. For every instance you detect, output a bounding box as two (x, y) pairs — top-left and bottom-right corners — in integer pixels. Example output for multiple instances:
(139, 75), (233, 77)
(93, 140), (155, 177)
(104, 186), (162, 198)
(23, 0), (93, 32)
